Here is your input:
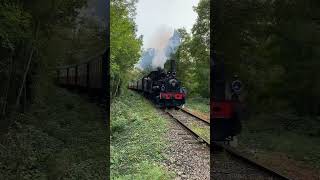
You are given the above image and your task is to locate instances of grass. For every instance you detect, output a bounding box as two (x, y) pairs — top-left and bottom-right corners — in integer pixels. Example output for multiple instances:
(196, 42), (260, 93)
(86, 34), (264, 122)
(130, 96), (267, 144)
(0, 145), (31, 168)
(185, 97), (209, 114)
(237, 113), (320, 174)
(0, 87), (107, 179)
(189, 121), (210, 143)
(110, 90), (173, 179)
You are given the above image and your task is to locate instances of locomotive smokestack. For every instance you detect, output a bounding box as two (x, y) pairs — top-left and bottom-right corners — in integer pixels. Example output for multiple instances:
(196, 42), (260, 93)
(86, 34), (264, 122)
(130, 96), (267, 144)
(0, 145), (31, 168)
(170, 59), (176, 72)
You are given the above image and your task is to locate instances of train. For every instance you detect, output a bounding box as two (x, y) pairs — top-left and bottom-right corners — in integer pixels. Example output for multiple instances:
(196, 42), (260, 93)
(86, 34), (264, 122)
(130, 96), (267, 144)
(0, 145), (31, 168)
(56, 50), (242, 141)
(56, 52), (108, 102)
(211, 52), (243, 141)
(128, 60), (186, 108)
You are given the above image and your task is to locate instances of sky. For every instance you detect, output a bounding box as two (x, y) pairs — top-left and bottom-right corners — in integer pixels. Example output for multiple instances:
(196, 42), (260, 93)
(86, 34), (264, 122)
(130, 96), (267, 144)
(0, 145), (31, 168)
(135, 0), (200, 49)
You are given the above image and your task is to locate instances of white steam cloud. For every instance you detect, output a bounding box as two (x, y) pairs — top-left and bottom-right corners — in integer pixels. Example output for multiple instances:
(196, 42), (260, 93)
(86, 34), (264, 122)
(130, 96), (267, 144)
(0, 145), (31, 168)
(137, 26), (181, 70)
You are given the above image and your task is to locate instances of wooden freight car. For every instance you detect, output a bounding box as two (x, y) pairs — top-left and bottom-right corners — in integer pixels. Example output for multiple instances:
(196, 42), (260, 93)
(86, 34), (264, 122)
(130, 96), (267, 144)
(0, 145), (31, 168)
(56, 52), (107, 100)
(77, 63), (88, 88)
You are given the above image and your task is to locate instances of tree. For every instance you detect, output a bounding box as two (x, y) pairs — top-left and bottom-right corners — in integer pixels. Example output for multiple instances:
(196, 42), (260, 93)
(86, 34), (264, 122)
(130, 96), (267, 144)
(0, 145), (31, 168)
(171, 0), (210, 98)
(110, 0), (142, 98)
(213, 0), (320, 116)
(0, 0), (88, 118)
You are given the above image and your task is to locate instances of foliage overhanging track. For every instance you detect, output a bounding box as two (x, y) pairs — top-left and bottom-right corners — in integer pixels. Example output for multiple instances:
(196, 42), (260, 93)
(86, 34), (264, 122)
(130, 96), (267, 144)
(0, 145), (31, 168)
(171, 107), (291, 180)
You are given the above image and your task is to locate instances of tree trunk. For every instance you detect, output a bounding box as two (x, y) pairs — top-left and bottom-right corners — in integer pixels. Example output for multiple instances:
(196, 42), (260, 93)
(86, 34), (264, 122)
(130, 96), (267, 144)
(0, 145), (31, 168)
(23, 85), (27, 112)
(1, 57), (14, 117)
(113, 77), (121, 98)
(15, 20), (40, 109)
(15, 47), (34, 109)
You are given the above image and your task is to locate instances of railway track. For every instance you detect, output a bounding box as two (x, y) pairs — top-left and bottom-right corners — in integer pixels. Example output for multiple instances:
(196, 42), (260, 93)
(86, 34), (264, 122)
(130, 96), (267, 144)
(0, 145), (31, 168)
(165, 108), (210, 145)
(166, 107), (291, 180)
(179, 107), (210, 124)
(212, 142), (290, 180)
(162, 109), (210, 179)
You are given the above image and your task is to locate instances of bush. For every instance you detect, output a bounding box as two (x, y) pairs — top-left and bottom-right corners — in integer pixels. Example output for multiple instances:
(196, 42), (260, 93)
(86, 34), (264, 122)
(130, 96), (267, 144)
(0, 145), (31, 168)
(0, 88), (108, 179)
(111, 90), (172, 179)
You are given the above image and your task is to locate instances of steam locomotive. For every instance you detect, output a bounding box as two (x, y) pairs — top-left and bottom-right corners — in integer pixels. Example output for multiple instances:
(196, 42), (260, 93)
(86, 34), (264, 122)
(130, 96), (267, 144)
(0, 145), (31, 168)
(211, 52), (243, 141)
(128, 60), (186, 108)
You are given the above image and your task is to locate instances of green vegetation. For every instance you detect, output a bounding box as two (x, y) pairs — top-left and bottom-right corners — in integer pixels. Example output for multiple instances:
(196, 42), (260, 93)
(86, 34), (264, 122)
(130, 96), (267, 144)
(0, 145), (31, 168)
(111, 90), (173, 179)
(215, 0), (320, 171)
(185, 97), (210, 114)
(0, 87), (107, 179)
(109, 1), (211, 178)
(0, 0), (105, 119)
(173, 0), (210, 98)
(164, 0), (211, 113)
(190, 122), (210, 143)
(215, 0), (320, 115)
(110, 0), (174, 178)
(238, 114), (320, 170)
(0, 0), (107, 178)
(110, 0), (142, 99)
(110, 0), (210, 100)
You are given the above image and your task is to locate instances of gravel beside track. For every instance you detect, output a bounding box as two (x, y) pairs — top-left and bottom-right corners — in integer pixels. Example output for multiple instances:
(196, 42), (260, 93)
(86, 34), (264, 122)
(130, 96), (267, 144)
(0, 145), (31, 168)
(170, 109), (209, 127)
(157, 110), (210, 180)
(169, 109), (210, 139)
(159, 107), (288, 180)
(173, 107), (289, 179)
(212, 149), (285, 180)
(180, 107), (210, 124)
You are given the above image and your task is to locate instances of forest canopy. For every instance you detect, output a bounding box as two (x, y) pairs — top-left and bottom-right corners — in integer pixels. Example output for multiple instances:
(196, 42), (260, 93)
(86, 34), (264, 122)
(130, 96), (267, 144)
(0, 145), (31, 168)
(0, 0), (105, 118)
(214, 0), (320, 116)
(110, 0), (142, 98)
(173, 0), (210, 98)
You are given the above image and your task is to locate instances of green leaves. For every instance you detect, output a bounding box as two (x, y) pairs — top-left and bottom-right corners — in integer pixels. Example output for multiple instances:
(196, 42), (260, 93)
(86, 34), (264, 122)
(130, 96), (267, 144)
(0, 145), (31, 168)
(192, 0), (210, 48)
(172, 0), (210, 98)
(0, 3), (32, 51)
(215, 0), (320, 115)
(110, 0), (142, 98)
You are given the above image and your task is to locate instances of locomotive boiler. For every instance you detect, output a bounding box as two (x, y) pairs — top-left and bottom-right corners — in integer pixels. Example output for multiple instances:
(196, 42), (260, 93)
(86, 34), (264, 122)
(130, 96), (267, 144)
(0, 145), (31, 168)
(129, 60), (186, 108)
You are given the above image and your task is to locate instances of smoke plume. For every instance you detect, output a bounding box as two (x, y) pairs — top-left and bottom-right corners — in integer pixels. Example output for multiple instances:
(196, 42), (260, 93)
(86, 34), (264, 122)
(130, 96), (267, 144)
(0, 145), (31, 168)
(137, 26), (181, 70)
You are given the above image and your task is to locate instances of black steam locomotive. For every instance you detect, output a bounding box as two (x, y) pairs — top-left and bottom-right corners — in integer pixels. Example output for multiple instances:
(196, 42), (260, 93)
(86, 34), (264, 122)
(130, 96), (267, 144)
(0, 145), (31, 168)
(129, 60), (186, 108)
(211, 52), (243, 141)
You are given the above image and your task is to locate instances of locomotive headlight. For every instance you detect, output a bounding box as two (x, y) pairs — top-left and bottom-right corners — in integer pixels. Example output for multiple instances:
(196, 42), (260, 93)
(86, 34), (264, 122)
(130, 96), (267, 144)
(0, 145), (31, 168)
(231, 80), (242, 93)
(161, 85), (165, 91)
(169, 79), (177, 87)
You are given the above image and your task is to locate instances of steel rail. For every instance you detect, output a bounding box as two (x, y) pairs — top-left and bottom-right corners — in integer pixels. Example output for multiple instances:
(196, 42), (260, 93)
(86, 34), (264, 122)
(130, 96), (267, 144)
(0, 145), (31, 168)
(213, 141), (291, 180)
(142, 94), (291, 179)
(178, 107), (210, 124)
(173, 107), (291, 179)
(165, 109), (210, 146)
